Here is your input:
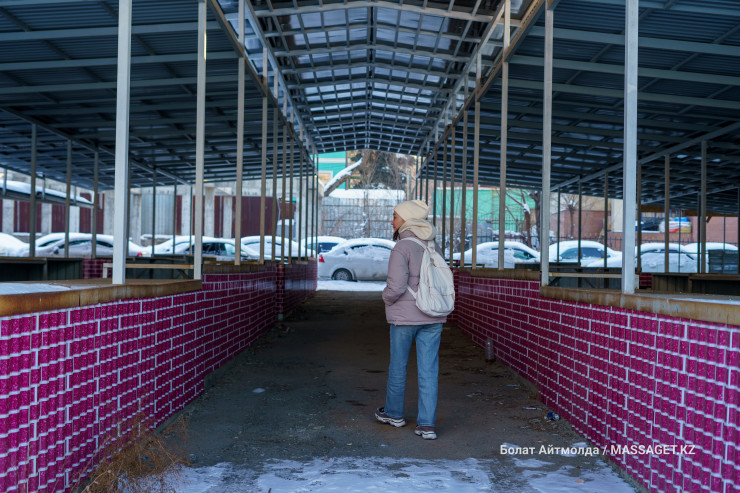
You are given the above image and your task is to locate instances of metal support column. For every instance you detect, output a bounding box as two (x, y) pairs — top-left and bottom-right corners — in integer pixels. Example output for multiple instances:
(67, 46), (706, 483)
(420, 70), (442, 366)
(151, 168), (156, 257)
(112, 0), (132, 284)
(664, 156), (670, 274)
(271, 75), (279, 261)
(460, 89), (468, 267)
(498, 0), (511, 270)
(449, 125), (456, 267)
(234, 0), (245, 265)
(472, 53), (481, 269)
(541, 6), (553, 286)
(64, 140), (72, 258)
(636, 162), (642, 272)
(92, 150), (99, 258)
(193, 0), (207, 279)
(259, 48), (268, 263)
(171, 180), (177, 252)
(577, 179), (582, 261)
(621, 0), (638, 293)
(30, 125), (37, 258)
(297, 147), (303, 260)
(603, 173), (609, 271)
(280, 104), (289, 262)
(441, 131), (448, 254)
(433, 147), (438, 227)
(700, 140), (707, 274)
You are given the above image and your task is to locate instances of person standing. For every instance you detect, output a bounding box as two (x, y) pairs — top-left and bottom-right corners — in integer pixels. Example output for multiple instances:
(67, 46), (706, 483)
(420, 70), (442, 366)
(375, 199), (446, 440)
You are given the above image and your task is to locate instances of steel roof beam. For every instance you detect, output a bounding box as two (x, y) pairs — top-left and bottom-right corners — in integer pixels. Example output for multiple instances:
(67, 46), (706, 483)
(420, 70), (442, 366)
(0, 21), (221, 42)
(511, 55), (740, 87)
(273, 42), (471, 63)
(528, 26), (740, 57)
(508, 79), (740, 111)
(253, 1), (507, 24)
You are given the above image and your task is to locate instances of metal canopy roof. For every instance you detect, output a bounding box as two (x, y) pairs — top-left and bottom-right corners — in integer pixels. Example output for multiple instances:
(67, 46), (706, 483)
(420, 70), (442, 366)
(0, 0), (739, 215)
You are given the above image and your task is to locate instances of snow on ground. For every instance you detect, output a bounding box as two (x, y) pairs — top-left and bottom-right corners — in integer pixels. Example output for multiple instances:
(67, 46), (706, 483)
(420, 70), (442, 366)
(172, 455), (636, 493)
(0, 283), (73, 294)
(317, 280), (386, 291)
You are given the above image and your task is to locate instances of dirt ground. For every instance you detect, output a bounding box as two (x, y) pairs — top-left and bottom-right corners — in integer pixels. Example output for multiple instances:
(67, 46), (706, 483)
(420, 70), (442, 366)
(174, 290), (641, 491)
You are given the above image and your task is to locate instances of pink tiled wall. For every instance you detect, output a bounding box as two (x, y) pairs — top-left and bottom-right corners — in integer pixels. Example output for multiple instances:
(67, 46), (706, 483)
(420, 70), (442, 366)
(81, 258), (107, 279)
(0, 267), (283, 492)
(277, 261), (317, 316)
(454, 272), (739, 493)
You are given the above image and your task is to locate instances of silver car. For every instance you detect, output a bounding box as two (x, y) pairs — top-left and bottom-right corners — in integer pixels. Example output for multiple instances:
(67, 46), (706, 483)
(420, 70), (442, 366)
(317, 238), (396, 281)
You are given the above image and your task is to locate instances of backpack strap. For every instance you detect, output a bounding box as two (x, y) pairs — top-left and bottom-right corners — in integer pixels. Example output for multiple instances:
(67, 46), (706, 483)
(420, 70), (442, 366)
(399, 237), (432, 249)
(399, 237), (433, 298)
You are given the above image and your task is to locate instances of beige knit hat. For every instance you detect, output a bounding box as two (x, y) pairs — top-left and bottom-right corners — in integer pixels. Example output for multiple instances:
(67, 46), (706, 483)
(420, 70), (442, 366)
(393, 199), (429, 221)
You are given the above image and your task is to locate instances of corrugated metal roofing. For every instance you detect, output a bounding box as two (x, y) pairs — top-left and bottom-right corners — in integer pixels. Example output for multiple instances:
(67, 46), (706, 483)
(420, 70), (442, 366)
(0, 0), (737, 215)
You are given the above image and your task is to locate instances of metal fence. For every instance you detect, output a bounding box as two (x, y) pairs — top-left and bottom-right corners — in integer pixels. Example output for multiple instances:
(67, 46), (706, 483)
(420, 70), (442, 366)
(322, 192), (403, 239)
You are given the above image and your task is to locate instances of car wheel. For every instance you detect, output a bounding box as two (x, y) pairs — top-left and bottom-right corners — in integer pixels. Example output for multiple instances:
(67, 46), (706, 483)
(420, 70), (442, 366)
(332, 268), (353, 281)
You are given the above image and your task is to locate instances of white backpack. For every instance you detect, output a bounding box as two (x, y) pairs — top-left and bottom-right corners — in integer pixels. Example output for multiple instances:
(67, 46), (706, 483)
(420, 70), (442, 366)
(401, 237), (455, 317)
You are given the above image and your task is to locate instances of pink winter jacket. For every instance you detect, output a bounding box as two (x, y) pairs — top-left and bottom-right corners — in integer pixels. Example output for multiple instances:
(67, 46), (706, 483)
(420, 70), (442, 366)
(382, 230), (448, 326)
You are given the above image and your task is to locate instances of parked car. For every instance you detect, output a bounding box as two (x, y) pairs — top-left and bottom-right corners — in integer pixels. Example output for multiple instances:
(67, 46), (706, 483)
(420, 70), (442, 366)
(585, 242), (698, 273)
(21, 232), (148, 257)
(0, 233), (28, 256)
(240, 235), (312, 259)
(170, 236), (258, 261)
(317, 238), (396, 281)
(452, 241), (540, 268)
(683, 242), (739, 273)
(300, 236), (347, 254)
(549, 240), (619, 266)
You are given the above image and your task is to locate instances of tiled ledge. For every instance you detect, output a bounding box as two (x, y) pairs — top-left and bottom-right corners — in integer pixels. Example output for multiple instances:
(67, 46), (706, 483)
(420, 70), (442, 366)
(541, 286), (740, 327)
(460, 267), (740, 326)
(0, 279), (201, 317)
(461, 267), (541, 281)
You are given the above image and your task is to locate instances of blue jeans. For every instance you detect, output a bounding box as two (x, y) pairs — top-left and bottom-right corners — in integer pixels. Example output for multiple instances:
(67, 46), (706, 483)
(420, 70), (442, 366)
(384, 323), (443, 427)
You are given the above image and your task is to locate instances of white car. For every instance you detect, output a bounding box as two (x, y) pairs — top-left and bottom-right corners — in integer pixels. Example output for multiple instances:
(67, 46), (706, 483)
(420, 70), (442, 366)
(318, 238), (396, 281)
(240, 235), (312, 259)
(549, 240), (619, 266)
(169, 236), (258, 261)
(585, 243), (698, 273)
(0, 233), (28, 256)
(452, 241), (540, 268)
(22, 232), (148, 257)
(300, 236), (347, 254)
(683, 242), (738, 273)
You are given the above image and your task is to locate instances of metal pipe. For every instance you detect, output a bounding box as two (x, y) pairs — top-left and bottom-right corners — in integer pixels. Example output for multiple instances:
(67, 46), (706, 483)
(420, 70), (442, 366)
(636, 162), (642, 272)
(472, 52), (481, 269)
(604, 172), (609, 271)
(91, 151), (98, 259)
(441, 130), (448, 254)
(193, 0), (207, 279)
(622, 0), (638, 293)
(30, 125), (37, 258)
(460, 80), (468, 267)
(272, 73), (279, 261)
(151, 167), (156, 257)
(541, 6), (553, 286)
(498, 0), (510, 270)
(664, 155), (670, 273)
(65, 140), (72, 258)
(700, 140), (707, 273)
(433, 145), (438, 228)
(234, 0), (245, 265)
(449, 125), (456, 267)
(112, 0), (132, 284)
(259, 47), (268, 263)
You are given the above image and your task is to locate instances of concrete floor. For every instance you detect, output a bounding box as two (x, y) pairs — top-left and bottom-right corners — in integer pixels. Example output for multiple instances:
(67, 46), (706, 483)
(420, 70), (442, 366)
(174, 290), (640, 492)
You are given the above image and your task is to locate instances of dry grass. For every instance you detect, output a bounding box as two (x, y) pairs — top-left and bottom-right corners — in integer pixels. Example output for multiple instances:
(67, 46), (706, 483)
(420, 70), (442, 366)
(74, 411), (190, 493)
